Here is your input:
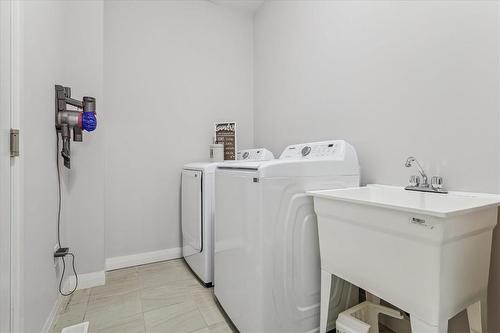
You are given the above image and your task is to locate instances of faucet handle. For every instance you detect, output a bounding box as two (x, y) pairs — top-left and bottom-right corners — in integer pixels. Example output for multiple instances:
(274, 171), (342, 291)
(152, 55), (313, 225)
(431, 176), (443, 190)
(431, 176), (448, 193)
(409, 175), (420, 187)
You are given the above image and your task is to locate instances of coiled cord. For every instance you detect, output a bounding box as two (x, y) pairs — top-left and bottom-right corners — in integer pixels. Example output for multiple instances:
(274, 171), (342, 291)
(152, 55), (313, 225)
(58, 253), (78, 296)
(56, 132), (78, 296)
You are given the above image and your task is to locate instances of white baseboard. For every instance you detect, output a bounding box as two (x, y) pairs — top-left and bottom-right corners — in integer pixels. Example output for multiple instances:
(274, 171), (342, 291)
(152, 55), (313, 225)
(105, 247), (182, 271)
(65, 270), (106, 291)
(41, 295), (63, 333)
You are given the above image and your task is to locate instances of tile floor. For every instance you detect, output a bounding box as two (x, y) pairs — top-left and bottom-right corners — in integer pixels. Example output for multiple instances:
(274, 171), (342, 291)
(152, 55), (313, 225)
(51, 259), (234, 333)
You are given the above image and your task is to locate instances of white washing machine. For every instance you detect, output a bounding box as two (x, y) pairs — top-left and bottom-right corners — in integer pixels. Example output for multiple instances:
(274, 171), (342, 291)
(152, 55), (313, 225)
(214, 140), (360, 332)
(181, 148), (274, 286)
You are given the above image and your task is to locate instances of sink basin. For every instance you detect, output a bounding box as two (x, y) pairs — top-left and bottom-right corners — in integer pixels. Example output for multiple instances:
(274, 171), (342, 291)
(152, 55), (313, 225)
(309, 184), (500, 218)
(309, 184), (500, 333)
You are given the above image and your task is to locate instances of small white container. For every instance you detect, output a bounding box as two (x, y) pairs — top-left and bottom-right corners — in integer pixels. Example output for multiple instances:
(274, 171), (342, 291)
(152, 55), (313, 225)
(336, 301), (403, 333)
(210, 143), (224, 162)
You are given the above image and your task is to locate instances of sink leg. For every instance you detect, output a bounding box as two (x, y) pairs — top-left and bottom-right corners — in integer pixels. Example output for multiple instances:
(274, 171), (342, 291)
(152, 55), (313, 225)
(320, 270), (332, 333)
(410, 316), (448, 333)
(467, 296), (487, 333)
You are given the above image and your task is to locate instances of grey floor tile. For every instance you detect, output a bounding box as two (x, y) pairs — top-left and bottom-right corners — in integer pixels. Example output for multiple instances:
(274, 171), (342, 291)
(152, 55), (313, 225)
(192, 289), (216, 308)
(51, 303), (87, 333)
(146, 309), (207, 333)
(139, 267), (194, 289)
(208, 322), (234, 333)
(90, 276), (141, 301)
(52, 260), (231, 333)
(89, 313), (146, 333)
(85, 291), (143, 330)
(141, 279), (202, 312)
(106, 266), (138, 283)
(144, 299), (198, 329)
(192, 328), (211, 333)
(65, 288), (91, 307)
(58, 301), (87, 316)
(198, 303), (225, 327)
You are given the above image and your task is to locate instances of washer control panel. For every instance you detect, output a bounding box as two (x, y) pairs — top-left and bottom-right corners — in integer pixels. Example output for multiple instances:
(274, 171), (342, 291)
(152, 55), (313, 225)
(279, 140), (345, 160)
(237, 148), (275, 161)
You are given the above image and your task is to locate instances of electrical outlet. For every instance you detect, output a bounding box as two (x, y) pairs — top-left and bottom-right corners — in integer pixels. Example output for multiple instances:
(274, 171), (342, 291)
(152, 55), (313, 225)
(54, 247), (69, 257)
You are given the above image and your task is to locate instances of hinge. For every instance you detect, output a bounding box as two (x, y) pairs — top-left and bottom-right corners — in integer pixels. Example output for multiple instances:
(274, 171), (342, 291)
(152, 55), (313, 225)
(10, 128), (19, 157)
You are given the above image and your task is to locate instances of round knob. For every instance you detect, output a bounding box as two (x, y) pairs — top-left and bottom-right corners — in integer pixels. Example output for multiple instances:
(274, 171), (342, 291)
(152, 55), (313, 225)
(301, 146), (311, 157)
(431, 176), (443, 189)
(409, 175), (420, 187)
(242, 152), (249, 159)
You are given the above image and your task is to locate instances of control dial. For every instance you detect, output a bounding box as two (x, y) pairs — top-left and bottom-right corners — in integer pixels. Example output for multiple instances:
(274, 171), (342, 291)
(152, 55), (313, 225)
(242, 152), (250, 159)
(301, 146), (311, 157)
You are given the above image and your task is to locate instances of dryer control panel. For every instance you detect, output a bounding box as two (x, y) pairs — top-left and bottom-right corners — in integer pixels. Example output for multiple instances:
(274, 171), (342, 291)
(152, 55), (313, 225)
(237, 148), (275, 161)
(279, 140), (345, 160)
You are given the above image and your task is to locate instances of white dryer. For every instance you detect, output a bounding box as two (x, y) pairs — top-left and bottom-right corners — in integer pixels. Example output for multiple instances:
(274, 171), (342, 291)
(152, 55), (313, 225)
(214, 140), (360, 332)
(181, 148), (274, 286)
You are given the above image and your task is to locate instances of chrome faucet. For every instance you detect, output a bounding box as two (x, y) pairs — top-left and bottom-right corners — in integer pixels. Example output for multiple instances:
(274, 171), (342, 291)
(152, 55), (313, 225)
(405, 157), (429, 187)
(404, 156), (447, 194)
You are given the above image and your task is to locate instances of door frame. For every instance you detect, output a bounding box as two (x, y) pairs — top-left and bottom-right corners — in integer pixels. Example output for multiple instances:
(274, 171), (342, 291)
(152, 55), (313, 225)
(1, 0), (23, 331)
(0, 0), (12, 330)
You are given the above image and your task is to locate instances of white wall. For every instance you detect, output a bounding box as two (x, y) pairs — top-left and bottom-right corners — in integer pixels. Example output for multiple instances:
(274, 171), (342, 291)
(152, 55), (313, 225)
(62, 0), (105, 278)
(21, 2), (65, 330)
(254, 0), (499, 193)
(254, 1), (499, 332)
(20, 1), (104, 331)
(104, 0), (254, 260)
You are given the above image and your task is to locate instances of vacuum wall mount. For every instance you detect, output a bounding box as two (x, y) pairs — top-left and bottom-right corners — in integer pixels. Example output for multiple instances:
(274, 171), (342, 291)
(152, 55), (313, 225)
(55, 85), (97, 168)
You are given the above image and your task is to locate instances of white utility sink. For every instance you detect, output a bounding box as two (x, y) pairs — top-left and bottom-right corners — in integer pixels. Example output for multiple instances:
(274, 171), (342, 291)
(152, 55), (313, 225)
(308, 185), (500, 333)
(310, 184), (500, 218)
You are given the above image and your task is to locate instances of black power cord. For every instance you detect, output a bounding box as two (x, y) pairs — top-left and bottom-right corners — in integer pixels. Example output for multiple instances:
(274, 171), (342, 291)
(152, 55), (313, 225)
(55, 132), (78, 296)
(58, 253), (78, 296)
